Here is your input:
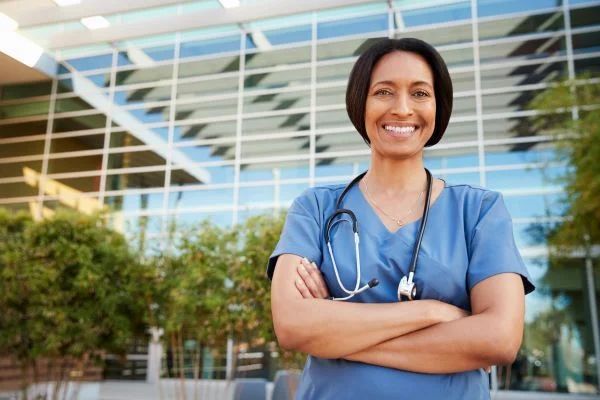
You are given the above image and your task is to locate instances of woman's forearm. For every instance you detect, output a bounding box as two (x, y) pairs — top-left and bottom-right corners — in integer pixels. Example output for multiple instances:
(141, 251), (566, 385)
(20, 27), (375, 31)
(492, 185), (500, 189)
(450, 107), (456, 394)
(273, 254), (468, 359)
(345, 311), (521, 373)
(275, 296), (447, 359)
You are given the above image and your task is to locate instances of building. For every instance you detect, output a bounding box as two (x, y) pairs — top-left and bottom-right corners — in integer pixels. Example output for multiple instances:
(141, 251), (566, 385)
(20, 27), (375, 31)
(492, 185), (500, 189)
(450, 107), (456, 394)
(1, 0), (599, 397)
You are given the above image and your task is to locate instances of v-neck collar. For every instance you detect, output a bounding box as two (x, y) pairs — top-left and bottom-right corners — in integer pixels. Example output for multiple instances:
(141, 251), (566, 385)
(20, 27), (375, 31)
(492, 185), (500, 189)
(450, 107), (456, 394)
(349, 178), (447, 236)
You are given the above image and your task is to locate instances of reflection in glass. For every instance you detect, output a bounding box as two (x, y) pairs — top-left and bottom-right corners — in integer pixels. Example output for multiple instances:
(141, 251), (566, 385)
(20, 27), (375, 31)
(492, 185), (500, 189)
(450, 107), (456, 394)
(168, 188), (234, 209)
(51, 134), (105, 153)
(115, 64), (173, 86)
(315, 132), (366, 154)
(480, 61), (567, 90)
(173, 120), (237, 142)
(443, 120), (478, 143)
(242, 112), (310, 136)
(0, 119), (48, 139)
(241, 136), (310, 159)
(65, 53), (113, 72)
(479, 36), (567, 64)
(167, 211), (232, 229)
(106, 171), (166, 190)
(317, 36), (385, 62)
(108, 150), (166, 169)
(245, 45), (311, 71)
(478, 0), (561, 18)
(503, 192), (563, 219)
(315, 108), (352, 130)
(0, 141), (45, 158)
(178, 55), (240, 79)
(177, 77), (238, 100)
(317, 14), (388, 40)
(317, 62), (353, 85)
(48, 154), (102, 174)
(244, 67), (311, 91)
(478, 11), (564, 41)
(174, 142), (236, 164)
(399, 2), (470, 28)
(316, 86), (345, 107)
(395, 23), (472, 47)
(263, 25), (311, 46)
(170, 164), (235, 185)
(451, 71), (476, 92)
(53, 114), (108, 133)
(0, 182), (38, 198)
(483, 114), (569, 141)
(486, 166), (565, 191)
(0, 160), (42, 179)
(114, 84), (172, 106)
(570, 5), (600, 29)
(424, 146), (479, 169)
(105, 192), (164, 212)
(482, 88), (546, 115)
(244, 90), (310, 114)
(239, 160), (310, 181)
(314, 155), (369, 178)
(0, 100), (50, 120)
(0, 81), (52, 100)
(176, 98), (237, 121)
(180, 35), (240, 59)
(500, 257), (599, 394)
(485, 143), (557, 166)
(572, 31), (600, 55)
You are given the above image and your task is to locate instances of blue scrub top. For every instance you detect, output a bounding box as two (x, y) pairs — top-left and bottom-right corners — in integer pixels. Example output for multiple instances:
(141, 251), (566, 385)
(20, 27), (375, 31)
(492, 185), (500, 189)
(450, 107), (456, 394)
(268, 180), (535, 400)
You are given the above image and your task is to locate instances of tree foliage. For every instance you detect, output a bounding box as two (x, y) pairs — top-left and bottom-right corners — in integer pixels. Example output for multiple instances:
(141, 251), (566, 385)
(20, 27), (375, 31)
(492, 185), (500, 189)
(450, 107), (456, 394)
(0, 209), (151, 399)
(528, 77), (600, 252)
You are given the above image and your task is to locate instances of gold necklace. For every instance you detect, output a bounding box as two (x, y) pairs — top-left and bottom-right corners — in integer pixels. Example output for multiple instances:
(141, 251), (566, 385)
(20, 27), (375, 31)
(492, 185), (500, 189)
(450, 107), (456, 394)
(363, 175), (424, 226)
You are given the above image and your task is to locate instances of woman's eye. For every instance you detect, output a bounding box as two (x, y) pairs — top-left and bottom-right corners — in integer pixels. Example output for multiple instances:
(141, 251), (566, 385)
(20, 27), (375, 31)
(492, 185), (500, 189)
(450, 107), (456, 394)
(414, 90), (430, 97)
(375, 89), (393, 95)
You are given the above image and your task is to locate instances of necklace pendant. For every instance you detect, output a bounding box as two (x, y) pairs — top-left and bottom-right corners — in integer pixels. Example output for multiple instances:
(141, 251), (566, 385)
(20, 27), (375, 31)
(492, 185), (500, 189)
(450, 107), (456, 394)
(395, 219), (402, 226)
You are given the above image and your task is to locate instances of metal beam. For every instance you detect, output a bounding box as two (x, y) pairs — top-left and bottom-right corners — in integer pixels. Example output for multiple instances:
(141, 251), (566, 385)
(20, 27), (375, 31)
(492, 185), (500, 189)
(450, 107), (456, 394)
(1, 0), (190, 28)
(47, 0), (381, 50)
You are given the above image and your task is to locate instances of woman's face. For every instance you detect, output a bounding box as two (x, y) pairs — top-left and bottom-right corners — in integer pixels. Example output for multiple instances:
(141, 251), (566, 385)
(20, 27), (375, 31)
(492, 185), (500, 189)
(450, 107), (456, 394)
(364, 51), (436, 160)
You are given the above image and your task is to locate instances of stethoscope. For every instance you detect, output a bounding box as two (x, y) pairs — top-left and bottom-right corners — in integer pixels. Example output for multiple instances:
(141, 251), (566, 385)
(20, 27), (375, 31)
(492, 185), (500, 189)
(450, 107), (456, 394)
(324, 168), (433, 301)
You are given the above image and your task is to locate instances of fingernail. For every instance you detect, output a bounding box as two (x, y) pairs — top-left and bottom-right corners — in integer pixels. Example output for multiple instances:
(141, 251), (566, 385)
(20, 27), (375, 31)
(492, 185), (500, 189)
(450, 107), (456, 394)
(302, 257), (310, 264)
(311, 262), (318, 269)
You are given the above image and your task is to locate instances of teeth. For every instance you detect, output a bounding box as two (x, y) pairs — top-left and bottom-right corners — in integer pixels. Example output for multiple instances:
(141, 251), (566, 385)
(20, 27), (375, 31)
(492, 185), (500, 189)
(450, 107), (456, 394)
(384, 125), (416, 134)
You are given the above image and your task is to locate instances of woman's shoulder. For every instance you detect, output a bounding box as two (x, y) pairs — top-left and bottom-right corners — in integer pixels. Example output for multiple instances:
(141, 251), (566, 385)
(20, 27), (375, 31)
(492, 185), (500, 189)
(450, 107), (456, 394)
(290, 183), (347, 216)
(442, 181), (510, 227)
(443, 181), (503, 204)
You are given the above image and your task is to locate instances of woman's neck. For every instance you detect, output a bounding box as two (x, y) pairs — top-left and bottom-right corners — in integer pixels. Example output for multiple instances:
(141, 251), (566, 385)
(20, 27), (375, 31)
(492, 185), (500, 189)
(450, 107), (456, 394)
(365, 155), (427, 196)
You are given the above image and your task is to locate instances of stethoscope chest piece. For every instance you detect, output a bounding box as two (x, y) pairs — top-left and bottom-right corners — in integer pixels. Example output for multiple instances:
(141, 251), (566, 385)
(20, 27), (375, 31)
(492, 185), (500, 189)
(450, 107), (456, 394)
(397, 272), (417, 301)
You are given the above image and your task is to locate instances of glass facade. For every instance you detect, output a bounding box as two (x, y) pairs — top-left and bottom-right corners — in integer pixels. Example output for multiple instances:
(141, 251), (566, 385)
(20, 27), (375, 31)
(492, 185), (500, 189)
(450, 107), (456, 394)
(1, 0), (599, 396)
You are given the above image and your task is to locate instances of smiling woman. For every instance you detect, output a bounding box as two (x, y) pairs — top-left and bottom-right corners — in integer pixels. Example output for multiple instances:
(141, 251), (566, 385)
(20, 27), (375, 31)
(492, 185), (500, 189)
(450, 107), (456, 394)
(268, 38), (535, 400)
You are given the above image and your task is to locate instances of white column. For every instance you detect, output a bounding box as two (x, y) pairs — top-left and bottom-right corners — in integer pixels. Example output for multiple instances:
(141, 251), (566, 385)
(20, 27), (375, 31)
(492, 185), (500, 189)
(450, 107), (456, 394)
(147, 327), (164, 383)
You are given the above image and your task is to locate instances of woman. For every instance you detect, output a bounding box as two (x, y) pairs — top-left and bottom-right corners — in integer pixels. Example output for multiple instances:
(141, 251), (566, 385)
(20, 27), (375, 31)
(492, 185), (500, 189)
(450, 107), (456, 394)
(268, 38), (534, 399)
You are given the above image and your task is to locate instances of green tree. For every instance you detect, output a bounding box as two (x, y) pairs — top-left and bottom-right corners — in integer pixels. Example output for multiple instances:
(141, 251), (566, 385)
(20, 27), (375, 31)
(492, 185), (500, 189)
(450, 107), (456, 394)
(528, 77), (600, 252)
(0, 209), (152, 400)
(233, 212), (305, 371)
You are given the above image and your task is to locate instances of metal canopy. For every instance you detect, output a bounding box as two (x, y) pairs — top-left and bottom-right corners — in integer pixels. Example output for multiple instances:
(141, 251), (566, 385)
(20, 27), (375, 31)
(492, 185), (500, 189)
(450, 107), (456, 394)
(42, 0), (381, 50)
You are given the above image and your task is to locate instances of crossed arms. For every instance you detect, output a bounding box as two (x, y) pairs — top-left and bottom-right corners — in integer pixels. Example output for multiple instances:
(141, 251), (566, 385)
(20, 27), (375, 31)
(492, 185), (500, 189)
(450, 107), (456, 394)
(270, 254), (525, 374)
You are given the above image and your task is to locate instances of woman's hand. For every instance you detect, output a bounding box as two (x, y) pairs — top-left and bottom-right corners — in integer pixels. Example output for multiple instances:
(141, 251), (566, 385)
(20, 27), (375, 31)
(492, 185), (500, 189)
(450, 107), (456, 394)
(295, 257), (330, 299)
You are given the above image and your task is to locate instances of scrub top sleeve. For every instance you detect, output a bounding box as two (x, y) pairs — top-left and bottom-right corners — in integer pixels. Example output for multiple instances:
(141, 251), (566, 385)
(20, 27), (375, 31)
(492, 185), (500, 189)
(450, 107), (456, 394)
(267, 190), (322, 280)
(467, 191), (535, 294)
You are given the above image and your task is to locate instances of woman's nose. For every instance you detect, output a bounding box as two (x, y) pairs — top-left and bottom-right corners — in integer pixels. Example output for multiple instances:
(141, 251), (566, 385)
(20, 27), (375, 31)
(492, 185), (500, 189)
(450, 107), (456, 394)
(391, 94), (413, 116)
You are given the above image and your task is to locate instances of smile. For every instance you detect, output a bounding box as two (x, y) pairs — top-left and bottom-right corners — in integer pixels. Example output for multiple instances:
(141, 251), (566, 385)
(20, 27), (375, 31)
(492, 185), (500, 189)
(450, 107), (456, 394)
(382, 124), (419, 136)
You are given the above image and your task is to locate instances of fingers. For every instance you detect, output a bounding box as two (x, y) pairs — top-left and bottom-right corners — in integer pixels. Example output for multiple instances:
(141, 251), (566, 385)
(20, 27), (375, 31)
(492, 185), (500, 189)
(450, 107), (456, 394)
(296, 258), (329, 299)
(304, 259), (330, 299)
(294, 276), (312, 298)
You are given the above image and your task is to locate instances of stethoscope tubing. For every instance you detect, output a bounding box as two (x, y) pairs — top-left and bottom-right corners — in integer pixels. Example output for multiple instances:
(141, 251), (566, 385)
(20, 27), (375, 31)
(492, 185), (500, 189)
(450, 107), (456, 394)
(325, 169), (433, 301)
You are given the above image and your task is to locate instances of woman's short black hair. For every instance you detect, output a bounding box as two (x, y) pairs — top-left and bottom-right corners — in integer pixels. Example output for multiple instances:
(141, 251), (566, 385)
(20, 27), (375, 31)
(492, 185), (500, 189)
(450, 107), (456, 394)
(346, 38), (453, 147)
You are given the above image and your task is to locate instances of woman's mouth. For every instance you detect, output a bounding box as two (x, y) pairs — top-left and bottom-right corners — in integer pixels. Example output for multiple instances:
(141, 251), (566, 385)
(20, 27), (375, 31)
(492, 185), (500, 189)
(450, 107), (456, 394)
(382, 124), (419, 137)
